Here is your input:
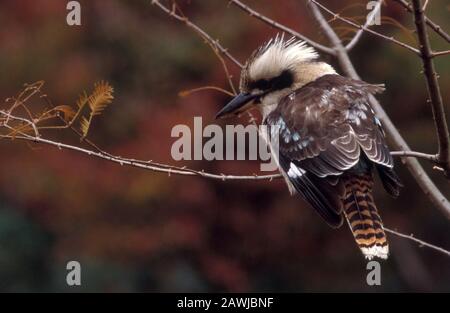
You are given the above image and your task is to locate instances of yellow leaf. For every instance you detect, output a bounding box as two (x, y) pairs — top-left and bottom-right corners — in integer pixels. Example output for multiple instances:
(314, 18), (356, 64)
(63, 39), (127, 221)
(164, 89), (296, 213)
(76, 91), (88, 109)
(76, 81), (114, 139)
(80, 116), (90, 138)
(88, 81), (114, 116)
(54, 105), (76, 122)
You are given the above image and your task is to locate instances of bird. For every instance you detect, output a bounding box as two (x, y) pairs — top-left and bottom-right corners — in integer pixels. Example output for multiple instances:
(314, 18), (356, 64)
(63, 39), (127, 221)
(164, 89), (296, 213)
(215, 34), (402, 260)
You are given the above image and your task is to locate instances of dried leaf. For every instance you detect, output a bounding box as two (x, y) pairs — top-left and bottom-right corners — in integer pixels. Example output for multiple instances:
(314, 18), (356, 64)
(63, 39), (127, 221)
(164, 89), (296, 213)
(54, 105), (76, 122)
(80, 116), (90, 138)
(76, 91), (88, 109)
(88, 81), (114, 116)
(77, 81), (114, 138)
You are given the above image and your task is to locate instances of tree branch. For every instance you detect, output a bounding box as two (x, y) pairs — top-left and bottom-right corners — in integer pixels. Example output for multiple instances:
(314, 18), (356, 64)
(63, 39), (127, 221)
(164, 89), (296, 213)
(432, 50), (450, 58)
(392, 0), (450, 43)
(0, 127), (439, 183)
(151, 0), (243, 68)
(385, 228), (450, 257)
(227, 0), (336, 55)
(345, 0), (382, 51)
(310, 0), (420, 55)
(391, 150), (438, 162)
(411, 0), (450, 177)
(0, 133), (282, 181)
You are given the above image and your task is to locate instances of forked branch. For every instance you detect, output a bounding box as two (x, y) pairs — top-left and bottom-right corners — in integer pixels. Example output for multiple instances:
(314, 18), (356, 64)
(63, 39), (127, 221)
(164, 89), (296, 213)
(411, 0), (450, 176)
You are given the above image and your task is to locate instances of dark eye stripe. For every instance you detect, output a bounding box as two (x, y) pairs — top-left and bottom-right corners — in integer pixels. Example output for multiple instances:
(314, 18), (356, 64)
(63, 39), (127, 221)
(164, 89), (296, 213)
(250, 79), (270, 90)
(249, 70), (293, 91)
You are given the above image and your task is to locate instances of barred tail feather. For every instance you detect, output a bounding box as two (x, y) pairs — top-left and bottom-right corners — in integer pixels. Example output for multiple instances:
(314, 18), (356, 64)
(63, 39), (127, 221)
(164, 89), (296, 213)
(343, 175), (389, 260)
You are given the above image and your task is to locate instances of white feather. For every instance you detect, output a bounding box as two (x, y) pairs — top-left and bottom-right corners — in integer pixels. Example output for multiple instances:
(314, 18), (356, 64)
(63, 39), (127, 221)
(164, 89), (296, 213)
(249, 34), (319, 82)
(361, 245), (389, 260)
(287, 162), (306, 178)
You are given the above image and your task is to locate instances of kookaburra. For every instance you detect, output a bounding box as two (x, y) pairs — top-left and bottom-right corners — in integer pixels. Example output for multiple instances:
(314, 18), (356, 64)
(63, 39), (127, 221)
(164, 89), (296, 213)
(216, 35), (402, 260)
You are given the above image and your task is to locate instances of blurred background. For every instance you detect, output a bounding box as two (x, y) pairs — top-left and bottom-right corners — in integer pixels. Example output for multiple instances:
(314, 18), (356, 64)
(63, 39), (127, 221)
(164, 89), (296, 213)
(0, 0), (449, 292)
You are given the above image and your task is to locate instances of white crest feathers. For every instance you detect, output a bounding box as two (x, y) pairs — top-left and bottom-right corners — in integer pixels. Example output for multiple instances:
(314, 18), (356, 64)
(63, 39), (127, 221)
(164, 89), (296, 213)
(248, 34), (319, 81)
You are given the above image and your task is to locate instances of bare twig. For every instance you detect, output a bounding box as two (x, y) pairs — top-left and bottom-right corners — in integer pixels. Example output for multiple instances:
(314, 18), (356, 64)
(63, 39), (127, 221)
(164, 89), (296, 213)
(0, 112), (439, 181)
(411, 0), (450, 177)
(151, 0), (243, 68)
(346, 0), (382, 51)
(0, 110), (40, 137)
(309, 0), (358, 76)
(0, 132), (282, 181)
(227, 0), (336, 55)
(307, 1), (450, 219)
(179, 86), (235, 98)
(207, 39), (238, 95)
(392, 0), (450, 43)
(391, 150), (438, 162)
(385, 228), (450, 257)
(311, 0), (420, 55)
(432, 50), (450, 58)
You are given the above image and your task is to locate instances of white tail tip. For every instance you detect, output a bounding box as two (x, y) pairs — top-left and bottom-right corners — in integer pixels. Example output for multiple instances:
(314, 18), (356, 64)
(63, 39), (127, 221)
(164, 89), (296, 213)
(361, 245), (389, 260)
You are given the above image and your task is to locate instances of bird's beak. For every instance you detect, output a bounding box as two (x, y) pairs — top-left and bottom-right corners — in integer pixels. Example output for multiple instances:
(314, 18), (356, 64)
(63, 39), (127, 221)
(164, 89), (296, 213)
(215, 93), (258, 119)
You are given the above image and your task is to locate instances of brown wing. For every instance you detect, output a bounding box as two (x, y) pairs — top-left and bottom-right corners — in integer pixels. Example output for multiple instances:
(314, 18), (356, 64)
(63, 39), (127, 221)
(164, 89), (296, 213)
(265, 74), (392, 227)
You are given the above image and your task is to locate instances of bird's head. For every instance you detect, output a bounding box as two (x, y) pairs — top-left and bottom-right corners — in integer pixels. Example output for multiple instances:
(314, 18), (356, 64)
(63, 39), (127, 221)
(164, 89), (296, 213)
(216, 34), (336, 119)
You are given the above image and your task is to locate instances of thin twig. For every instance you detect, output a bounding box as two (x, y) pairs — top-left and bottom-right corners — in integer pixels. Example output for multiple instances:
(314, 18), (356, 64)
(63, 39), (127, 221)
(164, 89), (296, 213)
(1, 121), (439, 182)
(432, 50), (450, 58)
(392, 0), (450, 43)
(179, 86), (235, 98)
(0, 110), (40, 137)
(311, 0), (420, 55)
(151, 0), (243, 68)
(0, 132), (282, 181)
(411, 0), (450, 177)
(385, 227), (450, 257)
(346, 0), (382, 51)
(391, 150), (438, 162)
(207, 39), (238, 95)
(227, 0), (336, 55)
(308, 1), (360, 78)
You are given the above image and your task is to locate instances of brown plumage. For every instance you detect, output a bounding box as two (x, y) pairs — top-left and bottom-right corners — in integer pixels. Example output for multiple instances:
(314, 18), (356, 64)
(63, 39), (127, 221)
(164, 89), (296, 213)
(266, 74), (402, 259)
(216, 35), (402, 260)
(343, 173), (388, 257)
